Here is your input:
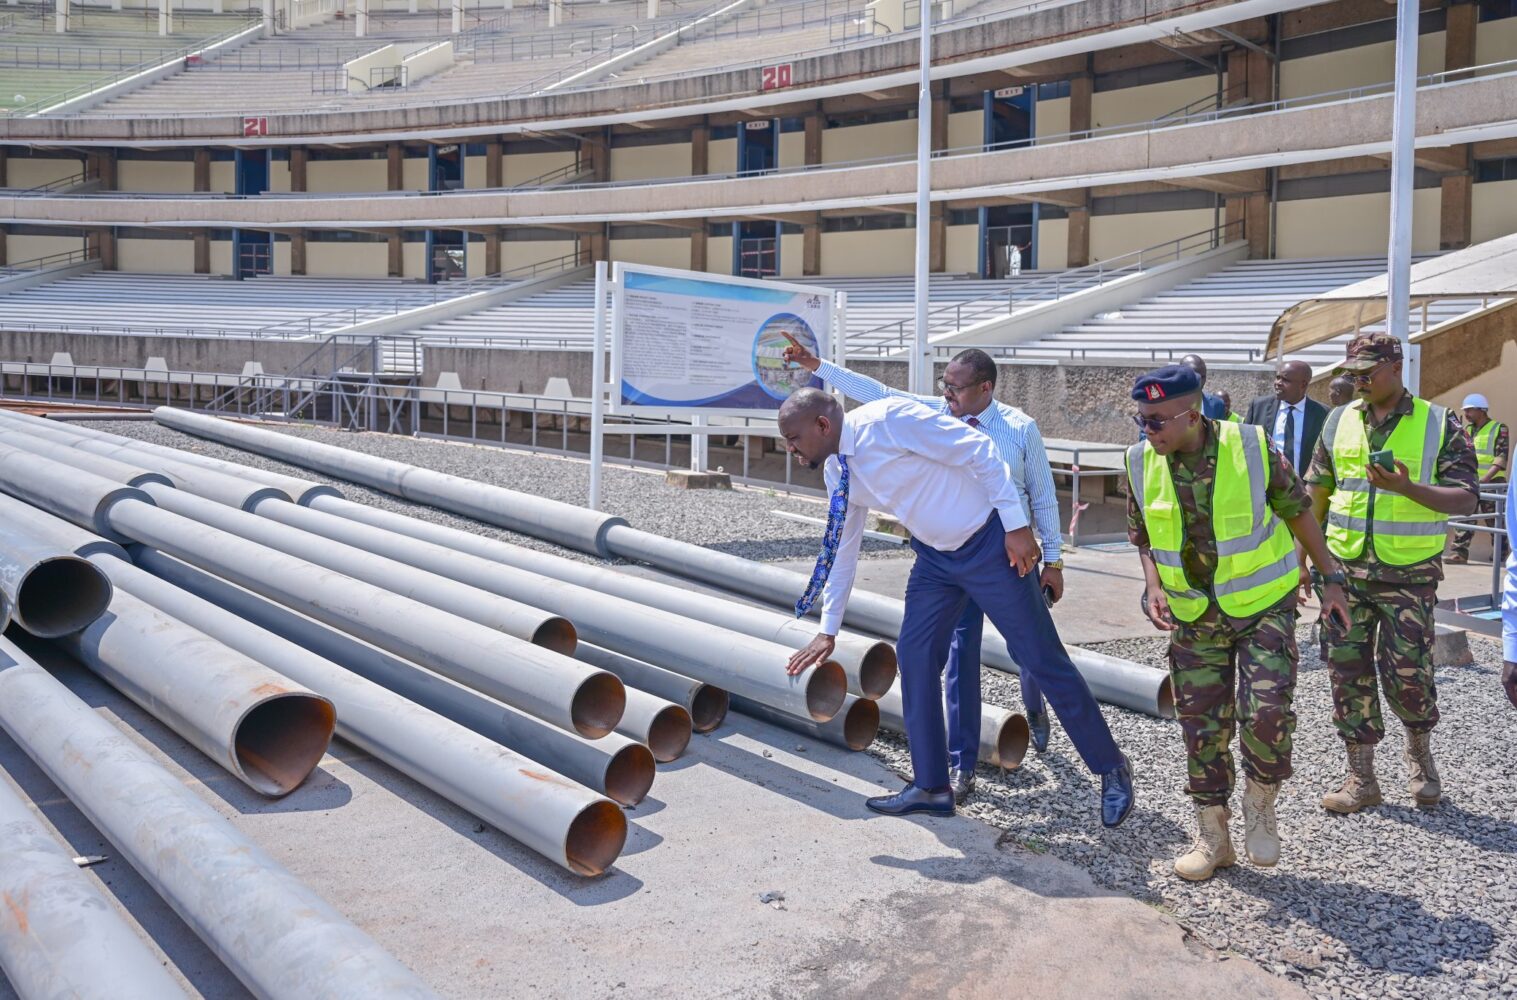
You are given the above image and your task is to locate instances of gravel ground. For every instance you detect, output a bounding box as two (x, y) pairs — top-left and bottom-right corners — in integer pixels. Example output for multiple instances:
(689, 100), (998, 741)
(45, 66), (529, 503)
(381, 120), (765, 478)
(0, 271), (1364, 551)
(870, 629), (1517, 1000)
(84, 420), (902, 565)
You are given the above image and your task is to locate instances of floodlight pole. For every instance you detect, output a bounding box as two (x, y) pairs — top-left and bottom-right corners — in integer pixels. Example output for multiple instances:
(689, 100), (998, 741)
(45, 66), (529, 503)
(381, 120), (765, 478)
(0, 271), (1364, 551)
(910, 0), (933, 395)
(1386, 0), (1420, 392)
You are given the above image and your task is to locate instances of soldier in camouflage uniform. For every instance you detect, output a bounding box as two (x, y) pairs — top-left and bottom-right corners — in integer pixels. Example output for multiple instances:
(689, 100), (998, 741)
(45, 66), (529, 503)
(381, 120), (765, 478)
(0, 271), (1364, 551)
(1308, 334), (1479, 812)
(1448, 393), (1508, 564)
(1127, 365), (1349, 881)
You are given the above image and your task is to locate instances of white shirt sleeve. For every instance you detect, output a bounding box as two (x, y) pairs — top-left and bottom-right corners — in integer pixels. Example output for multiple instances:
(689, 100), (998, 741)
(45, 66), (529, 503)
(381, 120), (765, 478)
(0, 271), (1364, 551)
(889, 406), (1029, 532)
(817, 498), (869, 636)
(816, 360), (937, 407)
(1021, 420), (1063, 563)
(1503, 475), (1516, 664)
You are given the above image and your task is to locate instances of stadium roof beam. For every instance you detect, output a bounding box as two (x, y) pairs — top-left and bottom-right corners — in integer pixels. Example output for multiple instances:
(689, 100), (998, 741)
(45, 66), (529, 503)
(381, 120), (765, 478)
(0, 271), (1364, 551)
(1210, 25), (1273, 59)
(1158, 168), (1270, 196)
(1369, 146), (1469, 174)
(1152, 38), (1219, 74)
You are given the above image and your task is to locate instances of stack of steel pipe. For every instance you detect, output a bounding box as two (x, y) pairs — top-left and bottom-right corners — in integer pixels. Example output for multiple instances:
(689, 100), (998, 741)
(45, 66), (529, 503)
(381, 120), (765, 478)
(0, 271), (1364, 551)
(148, 406), (1173, 718)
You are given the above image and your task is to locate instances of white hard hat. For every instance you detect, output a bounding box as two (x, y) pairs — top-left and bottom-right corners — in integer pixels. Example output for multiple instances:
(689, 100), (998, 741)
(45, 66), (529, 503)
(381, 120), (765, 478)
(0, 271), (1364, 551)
(1462, 393), (1490, 410)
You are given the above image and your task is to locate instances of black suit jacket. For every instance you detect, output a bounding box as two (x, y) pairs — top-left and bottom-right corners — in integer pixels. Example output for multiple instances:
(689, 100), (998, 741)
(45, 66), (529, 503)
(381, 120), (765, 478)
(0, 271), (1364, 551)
(1243, 394), (1328, 475)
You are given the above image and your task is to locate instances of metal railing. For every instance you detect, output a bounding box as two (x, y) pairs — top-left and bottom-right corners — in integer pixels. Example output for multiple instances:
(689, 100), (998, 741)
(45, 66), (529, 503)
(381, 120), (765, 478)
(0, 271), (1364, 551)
(850, 220), (1246, 356)
(1154, 81), (1249, 122)
(0, 245), (99, 275)
(22, 170), (85, 193)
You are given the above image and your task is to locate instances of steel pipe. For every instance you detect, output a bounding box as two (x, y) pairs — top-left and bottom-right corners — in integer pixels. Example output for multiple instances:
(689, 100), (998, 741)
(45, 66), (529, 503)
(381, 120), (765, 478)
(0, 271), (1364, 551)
(153, 407), (624, 553)
(0, 426), (173, 489)
(0, 634), (441, 999)
(575, 643), (729, 734)
(61, 581), (335, 797)
(732, 694), (880, 752)
(617, 686), (692, 763)
(126, 547), (629, 874)
(0, 409), (335, 505)
(0, 768), (189, 1000)
(0, 446), (621, 740)
(876, 682), (1030, 771)
(236, 497), (844, 723)
(0, 520), (112, 638)
(306, 495), (896, 700)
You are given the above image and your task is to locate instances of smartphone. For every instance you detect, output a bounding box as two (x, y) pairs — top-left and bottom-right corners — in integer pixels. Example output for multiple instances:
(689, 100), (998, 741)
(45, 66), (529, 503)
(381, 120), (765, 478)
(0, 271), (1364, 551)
(1369, 449), (1395, 472)
(1043, 585), (1055, 608)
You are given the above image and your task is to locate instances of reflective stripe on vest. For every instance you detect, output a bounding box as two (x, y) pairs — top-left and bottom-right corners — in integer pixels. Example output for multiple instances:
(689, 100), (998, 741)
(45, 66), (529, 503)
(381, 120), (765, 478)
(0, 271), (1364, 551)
(1323, 396), (1448, 565)
(1473, 420), (1505, 480)
(1127, 421), (1299, 622)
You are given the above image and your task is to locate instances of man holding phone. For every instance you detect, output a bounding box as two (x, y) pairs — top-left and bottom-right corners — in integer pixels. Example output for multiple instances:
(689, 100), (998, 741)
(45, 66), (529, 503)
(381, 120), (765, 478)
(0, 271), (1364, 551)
(1307, 334), (1479, 814)
(1127, 365), (1348, 880)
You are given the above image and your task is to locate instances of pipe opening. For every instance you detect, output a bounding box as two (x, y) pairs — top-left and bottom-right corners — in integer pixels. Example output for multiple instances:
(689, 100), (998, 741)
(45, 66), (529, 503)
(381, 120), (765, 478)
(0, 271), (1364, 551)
(856, 641), (898, 700)
(15, 558), (112, 639)
(602, 743), (656, 806)
(644, 705), (692, 762)
(531, 617), (578, 656)
(234, 694), (337, 797)
(689, 685), (729, 733)
(804, 660), (847, 722)
(1156, 676), (1177, 720)
(840, 697), (881, 752)
(564, 800), (628, 877)
(994, 713), (1031, 771)
(571, 672), (627, 739)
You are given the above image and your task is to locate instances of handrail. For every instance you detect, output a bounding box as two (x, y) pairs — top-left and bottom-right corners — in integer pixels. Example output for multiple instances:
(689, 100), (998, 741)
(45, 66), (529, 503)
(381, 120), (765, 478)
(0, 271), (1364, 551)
(0, 245), (99, 274)
(1154, 81), (1249, 122)
(4, 15), (261, 116)
(22, 170), (85, 193)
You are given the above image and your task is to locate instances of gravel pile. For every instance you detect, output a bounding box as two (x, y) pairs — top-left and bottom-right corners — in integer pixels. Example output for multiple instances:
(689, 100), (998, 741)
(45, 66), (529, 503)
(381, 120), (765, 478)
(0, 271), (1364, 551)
(870, 628), (1517, 1000)
(84, 420), (901, 565)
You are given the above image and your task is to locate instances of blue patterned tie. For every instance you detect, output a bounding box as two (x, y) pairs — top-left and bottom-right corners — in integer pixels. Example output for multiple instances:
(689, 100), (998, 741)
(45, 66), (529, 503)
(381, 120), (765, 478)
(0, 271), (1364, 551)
(795, 454), (850, 618)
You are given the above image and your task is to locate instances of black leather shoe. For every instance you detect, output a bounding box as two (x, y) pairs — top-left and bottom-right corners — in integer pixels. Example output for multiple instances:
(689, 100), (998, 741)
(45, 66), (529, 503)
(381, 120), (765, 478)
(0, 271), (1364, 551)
(866, 783), (954, 817)
(949, 768), (976, 805)
(1101, 755), (1135, 828)
(1027, 710), (1052, 754)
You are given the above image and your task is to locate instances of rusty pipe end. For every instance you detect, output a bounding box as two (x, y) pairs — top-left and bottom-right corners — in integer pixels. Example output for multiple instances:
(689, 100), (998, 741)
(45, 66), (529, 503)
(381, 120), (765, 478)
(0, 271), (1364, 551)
(570, 670), (626, 739)
(1156, 675), (1177, 720)
(856, 640), (898, 700)
(531, 616), (578, 656)
(233, 692), (336, 797)
(644, 704), (692, 762)
(804, 660), (848, 722)
(994, 712), (1031, 771)
(689, 684), (729, 733)
(603, 742), (656, 806)
(564, 799), (628, 878)
(840, 696), (881, 751)
(14, 556), (113, 639)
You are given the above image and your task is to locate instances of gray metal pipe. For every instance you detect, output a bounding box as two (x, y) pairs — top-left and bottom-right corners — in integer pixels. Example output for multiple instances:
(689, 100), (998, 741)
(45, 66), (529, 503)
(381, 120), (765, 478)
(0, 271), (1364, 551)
(307, 495), (896, 700)
(153, 407), (624, 552)
(0, 409), (336, 505)
(0, 520), (112, 638)
(0, 769), (190, 1000)
(617, 686), (692, 763)
(574, 643), (729, 735)
(239, 496), (844, 723)
(0, 426), (173, 489)
(0, 634), (441, 999)
(126, 547), (629, 875)
(0, 492), (127, 561)
(0, 445), (621, 740)
(731, 694), (880, 752)
(876, 682), (1030, 771)
(60, 581), (336, 798)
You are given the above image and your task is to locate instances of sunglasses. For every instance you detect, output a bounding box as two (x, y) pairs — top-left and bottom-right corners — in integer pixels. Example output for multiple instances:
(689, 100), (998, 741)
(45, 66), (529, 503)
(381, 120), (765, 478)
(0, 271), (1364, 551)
(1132, 410), (1194, 434)
(1346, 361), (1392, 385)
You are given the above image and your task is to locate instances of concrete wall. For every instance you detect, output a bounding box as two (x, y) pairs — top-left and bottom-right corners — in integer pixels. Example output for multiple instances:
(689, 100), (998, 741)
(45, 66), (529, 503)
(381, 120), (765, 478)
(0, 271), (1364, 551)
(610, 142), (691, 182)
(1421, 301), (1517, 433)
(608, 236), (689, 268)
(946, 110), (980, 152)
(779, 231), (804, 279)
(710, 138), (737, 175)
(7, 234), (84, 262)
(1276, 187), (1442, 258)
(1037, 96), (1070, 140)
(1473, 180), (1517, 246)
(1091, 76), (1214, 130)
(118, 239), (196, 272)
(823, 119), (913, 164)
(945, 223), (977, 274)
(1090, 207), (1214, 261)
(0, 330), (329, 375)
(1280, 30), (1445, 100)
(118, 161), (195, 193)
(306, 242), (389, 277)
(424, 345), (593, 396)
(707, 234), (732, 273)
(502, 239), (578, 271)
(1037, 217), (1069, 269)
(821, 228), (913, 275)
(1476, 15), (1517, 65)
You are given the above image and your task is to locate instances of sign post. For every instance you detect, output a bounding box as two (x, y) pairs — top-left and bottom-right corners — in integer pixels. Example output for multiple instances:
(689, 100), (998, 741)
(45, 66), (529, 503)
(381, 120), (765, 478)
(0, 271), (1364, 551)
(1386, 0), (1420, 392)
(589, 260), (609, 511)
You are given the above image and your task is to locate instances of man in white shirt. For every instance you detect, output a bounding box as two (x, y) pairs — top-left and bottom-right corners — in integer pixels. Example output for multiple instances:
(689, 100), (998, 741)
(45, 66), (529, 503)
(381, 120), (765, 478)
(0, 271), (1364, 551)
(1243, 360), (1328, 478)
(779, 388), (1134, 824)
(1503, 475), (1516, 709)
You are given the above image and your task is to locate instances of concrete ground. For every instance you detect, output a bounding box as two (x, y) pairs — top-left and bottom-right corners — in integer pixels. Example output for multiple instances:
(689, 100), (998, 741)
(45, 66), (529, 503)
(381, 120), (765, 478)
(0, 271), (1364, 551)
(0, 625), (1304, 1000)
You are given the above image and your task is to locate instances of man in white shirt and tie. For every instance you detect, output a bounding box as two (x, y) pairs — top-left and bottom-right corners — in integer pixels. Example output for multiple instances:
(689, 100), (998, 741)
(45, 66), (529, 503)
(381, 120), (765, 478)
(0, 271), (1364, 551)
(1244, 360), (1328, 478)
(779, 388), (1134, 824)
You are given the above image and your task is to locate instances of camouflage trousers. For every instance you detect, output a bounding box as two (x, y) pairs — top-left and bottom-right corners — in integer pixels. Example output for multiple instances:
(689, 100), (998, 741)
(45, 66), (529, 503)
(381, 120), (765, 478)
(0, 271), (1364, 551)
(1322, 579), (1439, 744)
(1168, 601), (1298, 807)
(1451, 495), (1507, 561)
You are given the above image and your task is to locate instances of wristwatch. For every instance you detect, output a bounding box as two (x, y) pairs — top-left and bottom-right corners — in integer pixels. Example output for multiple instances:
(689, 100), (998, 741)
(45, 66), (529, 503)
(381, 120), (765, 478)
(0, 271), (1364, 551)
(1045, 559), (1065, 570)
(1313, 568), (1347, 586)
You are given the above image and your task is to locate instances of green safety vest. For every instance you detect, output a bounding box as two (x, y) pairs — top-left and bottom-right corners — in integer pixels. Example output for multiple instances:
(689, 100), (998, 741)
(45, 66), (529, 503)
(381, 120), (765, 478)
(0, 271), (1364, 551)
(1126, 420), (1299, 622)
(1323, 396), (1448, 565)
(1472, 420), (1506, 481)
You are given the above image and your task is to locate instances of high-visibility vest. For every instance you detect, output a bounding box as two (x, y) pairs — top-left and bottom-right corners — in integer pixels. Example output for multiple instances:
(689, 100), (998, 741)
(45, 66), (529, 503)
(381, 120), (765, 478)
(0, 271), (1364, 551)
(1472, 420), (1506, 481)
(1126, 420), (1299, 622)
(1323, 396), (1448, 565)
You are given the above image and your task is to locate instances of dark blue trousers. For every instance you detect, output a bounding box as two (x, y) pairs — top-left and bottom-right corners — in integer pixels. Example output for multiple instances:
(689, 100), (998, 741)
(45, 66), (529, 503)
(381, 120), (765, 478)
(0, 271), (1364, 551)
(901, 516), (1121, 790)
(945, 598), (1045, 772)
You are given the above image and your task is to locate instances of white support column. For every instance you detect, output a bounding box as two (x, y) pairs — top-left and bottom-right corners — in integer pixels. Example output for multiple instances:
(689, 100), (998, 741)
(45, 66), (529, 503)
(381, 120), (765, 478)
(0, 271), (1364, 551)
(54, 0), (65, 34)
(909, 0), (933, 394)
(645, 0), (657, 17)
(547, 0), (559, 27)
(408, 0), (417, 14)
(1386, 0), (1420, 393)
(111, 0), (123, 11)
(589, 260), (609, 511)
(262, 0), (274, 35)
(356, 0), (367, 36)
(451, 0), (462, 33)
(502, 0), (511, 9)
(212, 0), (222, 13)
(159, 0), (171, 36)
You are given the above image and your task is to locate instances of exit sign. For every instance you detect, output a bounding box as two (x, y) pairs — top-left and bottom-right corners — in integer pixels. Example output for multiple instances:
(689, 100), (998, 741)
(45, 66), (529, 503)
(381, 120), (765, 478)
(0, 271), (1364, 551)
(993, 85), (1026, 99)
(759, 63), (792, 91)
(242, 116), (269, 137)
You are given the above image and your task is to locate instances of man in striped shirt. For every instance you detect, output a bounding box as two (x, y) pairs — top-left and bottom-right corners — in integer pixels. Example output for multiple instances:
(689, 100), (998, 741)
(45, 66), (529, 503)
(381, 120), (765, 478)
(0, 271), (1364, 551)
(781, 338), (1063, 802)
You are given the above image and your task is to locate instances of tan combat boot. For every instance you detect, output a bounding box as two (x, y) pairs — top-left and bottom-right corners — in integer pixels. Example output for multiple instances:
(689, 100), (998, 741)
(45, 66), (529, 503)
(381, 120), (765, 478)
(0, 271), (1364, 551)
(1321, 742), (1383, 814)
(1240, 777), (1281, 867)
(1404, 727), (1441, 807)
(1174, 804), (1236, 882)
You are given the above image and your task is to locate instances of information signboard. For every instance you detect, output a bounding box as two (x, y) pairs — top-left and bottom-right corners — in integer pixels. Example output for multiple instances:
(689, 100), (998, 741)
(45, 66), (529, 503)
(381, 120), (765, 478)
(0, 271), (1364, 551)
(611, 263), (835, 416)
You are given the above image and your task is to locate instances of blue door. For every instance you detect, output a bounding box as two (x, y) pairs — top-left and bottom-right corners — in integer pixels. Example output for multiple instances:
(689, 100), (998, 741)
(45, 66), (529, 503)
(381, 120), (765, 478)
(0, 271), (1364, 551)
(233, 149), (271, 278)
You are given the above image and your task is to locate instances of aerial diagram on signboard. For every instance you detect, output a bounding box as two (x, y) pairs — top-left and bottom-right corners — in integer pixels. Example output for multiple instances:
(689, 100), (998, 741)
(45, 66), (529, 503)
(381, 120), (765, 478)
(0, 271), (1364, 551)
(752, 313), (820, 400)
